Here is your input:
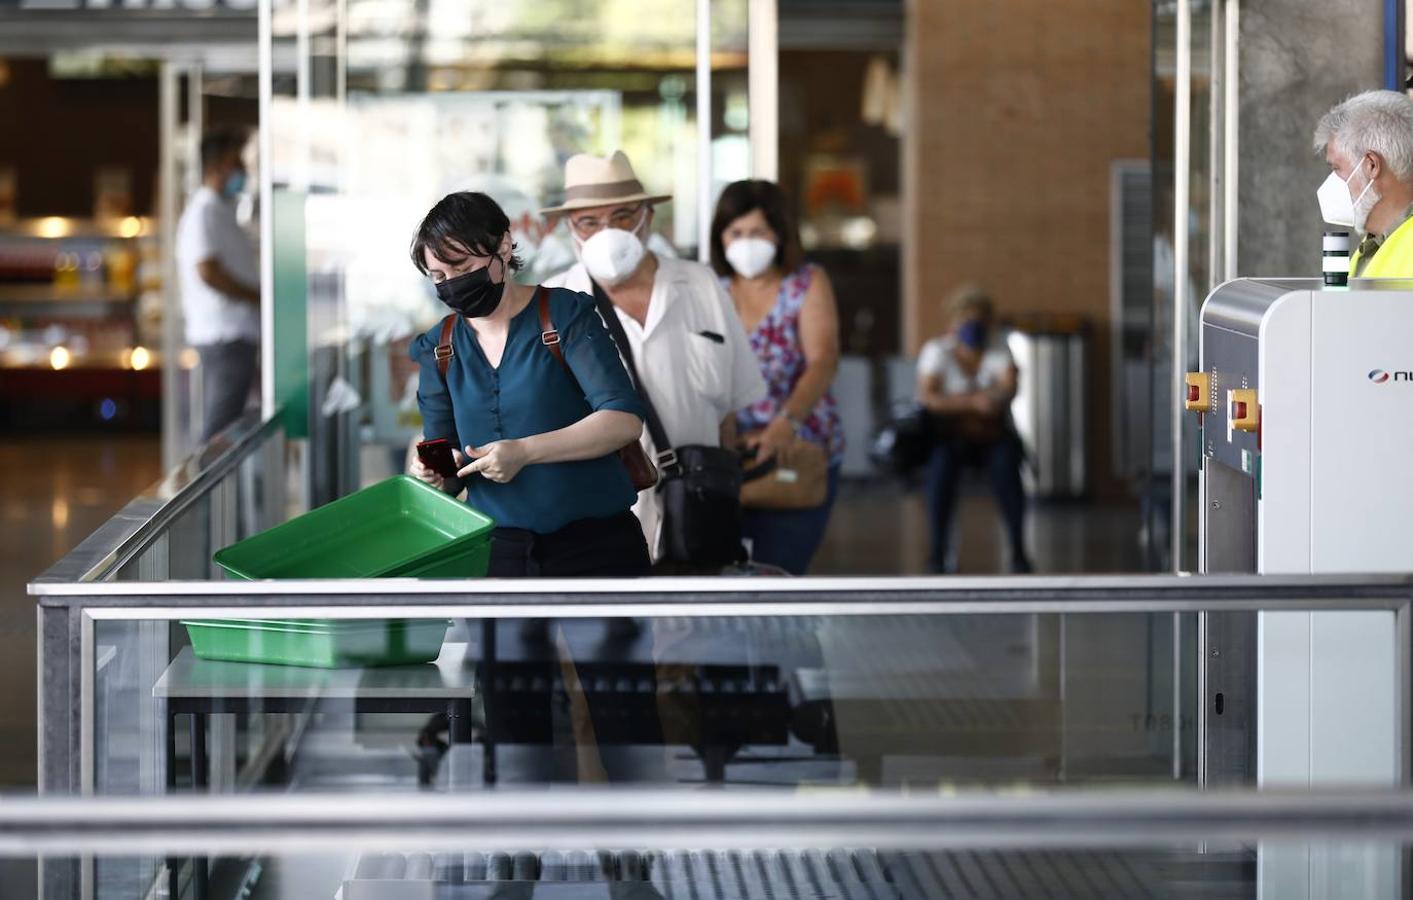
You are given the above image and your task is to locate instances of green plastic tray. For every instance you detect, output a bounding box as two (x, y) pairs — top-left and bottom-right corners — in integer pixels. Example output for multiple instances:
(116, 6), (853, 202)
(200, 475), (494, 667)
(213, 475), (494, 580)
(181, 617), (451, 668)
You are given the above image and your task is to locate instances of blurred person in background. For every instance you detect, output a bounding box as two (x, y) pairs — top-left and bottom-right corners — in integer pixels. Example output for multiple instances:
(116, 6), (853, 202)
(711, 179), (844, 575)
(916, 285), (1031, 574)
(543, 151), (765, 569)
(176, 127), (260, 440)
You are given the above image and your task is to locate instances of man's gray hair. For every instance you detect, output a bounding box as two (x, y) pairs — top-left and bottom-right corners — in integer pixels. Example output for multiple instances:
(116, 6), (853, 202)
(1313, 90), (1413, 182)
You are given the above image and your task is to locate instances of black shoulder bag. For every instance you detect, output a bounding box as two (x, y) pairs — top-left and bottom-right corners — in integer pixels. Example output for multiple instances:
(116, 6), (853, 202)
(591, 282), (745, 566)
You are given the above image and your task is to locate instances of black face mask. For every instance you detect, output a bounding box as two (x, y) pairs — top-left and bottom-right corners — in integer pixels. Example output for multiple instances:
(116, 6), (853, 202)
(435, 257), (505, 318)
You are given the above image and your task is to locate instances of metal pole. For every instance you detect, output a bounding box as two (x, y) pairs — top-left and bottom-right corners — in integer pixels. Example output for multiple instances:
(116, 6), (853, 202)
(1223, 0), (1239, 283)
(259, 0), (276, 418)
(1386, 0), (1404, 91)
(159, 63), (182, 472)
(696, 0), (713, 263)
(1170, 0), (1192, 573)
(748, 0), (778, 181)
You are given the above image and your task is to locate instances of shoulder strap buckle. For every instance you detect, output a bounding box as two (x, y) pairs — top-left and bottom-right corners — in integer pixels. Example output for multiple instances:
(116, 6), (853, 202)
(433, 344), (454, 361)
(540, 330), (561, 348)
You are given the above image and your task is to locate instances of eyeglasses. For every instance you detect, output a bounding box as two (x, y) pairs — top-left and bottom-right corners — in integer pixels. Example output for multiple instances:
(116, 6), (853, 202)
(568, 205), (646, 239)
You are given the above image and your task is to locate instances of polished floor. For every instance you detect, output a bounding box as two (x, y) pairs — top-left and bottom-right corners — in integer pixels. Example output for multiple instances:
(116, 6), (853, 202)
(0, 433), (165, 788)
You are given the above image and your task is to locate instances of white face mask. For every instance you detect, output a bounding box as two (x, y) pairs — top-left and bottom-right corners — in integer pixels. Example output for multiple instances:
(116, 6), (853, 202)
(1317, 161), (1380, 232)
(576, 217), (648, 287)
(724, 236), (778, 279)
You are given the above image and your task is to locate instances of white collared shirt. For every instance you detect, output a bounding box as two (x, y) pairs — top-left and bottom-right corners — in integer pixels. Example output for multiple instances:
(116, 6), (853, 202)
(544, 255), (766, 559)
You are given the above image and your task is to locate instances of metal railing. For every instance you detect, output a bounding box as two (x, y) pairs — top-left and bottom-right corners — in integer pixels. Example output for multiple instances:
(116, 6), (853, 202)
(32, 410), (286, 586)
(6, 788), (1413, 854)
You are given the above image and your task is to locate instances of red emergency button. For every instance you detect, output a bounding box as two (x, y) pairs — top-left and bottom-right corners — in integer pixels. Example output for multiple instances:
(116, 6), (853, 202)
(1229, 388), (1259, 432)
(1183, 372), (1210, 412)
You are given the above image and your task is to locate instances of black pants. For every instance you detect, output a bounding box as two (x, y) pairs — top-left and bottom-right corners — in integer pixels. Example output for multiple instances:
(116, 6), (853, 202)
(488, 510), (651, 578)
(924, 433), (1029, 573)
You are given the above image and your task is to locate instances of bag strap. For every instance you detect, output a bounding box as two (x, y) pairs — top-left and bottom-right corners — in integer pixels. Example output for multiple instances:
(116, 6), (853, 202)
(590, 280), (676, 466)
(536, 285), (570, 374)
(434, 313), (457, 382)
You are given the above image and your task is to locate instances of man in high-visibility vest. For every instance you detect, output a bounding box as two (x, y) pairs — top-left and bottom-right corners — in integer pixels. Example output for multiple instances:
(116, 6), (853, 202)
(1314, 90), (1413, 277)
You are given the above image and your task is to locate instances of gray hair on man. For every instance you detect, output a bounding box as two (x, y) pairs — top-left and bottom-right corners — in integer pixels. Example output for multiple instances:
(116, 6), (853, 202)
(1313, 90), (1413, 182)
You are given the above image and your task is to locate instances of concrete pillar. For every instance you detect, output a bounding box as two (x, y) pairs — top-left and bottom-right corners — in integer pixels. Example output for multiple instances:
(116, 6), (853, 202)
(1237, 1), (1384, 277)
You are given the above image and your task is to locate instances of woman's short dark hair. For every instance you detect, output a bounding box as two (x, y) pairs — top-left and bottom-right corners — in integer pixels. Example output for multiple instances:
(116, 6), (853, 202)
(709, 179), (805, 278)
(410, 191), (524, 276)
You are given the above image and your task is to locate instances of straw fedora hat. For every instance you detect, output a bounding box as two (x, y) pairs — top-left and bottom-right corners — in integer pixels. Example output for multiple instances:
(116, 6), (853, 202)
(540, 150), (672, 215)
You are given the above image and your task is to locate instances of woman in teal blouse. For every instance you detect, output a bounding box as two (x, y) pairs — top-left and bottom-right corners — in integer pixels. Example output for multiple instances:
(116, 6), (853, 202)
(407, 192), (650, 577)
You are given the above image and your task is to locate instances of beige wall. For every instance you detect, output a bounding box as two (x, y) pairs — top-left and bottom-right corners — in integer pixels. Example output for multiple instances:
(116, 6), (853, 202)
(903, 0), (1151, 491)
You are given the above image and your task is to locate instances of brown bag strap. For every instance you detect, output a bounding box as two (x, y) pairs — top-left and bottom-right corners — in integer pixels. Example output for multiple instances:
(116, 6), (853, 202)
(434, 314), (457, 382)
(536, 285), (571, 374)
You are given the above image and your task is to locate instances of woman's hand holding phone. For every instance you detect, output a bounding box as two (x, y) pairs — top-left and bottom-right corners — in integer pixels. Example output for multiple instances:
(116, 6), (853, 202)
(410, 439), (467, 494)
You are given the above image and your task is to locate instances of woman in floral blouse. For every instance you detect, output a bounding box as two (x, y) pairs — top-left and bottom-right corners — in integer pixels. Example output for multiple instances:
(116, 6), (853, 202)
(710, 180), (844, 574)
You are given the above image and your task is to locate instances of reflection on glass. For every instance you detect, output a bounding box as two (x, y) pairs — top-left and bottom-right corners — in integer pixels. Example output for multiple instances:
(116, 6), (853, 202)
(96, 612), (1193, 800)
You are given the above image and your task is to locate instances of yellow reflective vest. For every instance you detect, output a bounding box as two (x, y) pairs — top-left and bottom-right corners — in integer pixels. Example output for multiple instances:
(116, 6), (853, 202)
(1353, 216), (1413, 278)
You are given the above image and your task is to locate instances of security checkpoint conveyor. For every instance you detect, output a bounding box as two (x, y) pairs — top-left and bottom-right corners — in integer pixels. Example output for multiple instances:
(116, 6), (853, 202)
(1190, 278), (1413, 899)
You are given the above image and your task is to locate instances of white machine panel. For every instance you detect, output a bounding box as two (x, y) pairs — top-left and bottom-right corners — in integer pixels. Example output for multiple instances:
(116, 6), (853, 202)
(1309, 294), (1413, 571)
(1199, 279), (1412, 900)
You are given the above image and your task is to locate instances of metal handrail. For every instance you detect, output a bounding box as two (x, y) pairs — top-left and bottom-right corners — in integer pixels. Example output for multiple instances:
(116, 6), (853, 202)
(31, 410), (283, 585)
(5, 788), (1413, 854)
(31, 571), (1413, 612)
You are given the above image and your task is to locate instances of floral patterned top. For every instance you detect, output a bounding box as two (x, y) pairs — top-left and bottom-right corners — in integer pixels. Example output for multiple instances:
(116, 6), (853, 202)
(731, 264), (846, 464)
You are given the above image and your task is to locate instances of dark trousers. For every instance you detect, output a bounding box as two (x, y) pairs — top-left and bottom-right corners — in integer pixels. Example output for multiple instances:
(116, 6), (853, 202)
(196, 339), (257, 441)
(488, 510), (651, 577)
(741, 465), (842, 575)
(924, 434), (1029, 573)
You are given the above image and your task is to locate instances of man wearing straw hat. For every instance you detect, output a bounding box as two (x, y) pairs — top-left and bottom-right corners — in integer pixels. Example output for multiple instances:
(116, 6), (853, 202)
(543, 150), (765, 564)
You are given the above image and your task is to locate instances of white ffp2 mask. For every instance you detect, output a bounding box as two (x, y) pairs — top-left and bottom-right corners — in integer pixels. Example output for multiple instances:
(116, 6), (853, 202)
(1318, 164), (1379, 232)
(578, 226), (647, 287)
(724, 237), (778, 279)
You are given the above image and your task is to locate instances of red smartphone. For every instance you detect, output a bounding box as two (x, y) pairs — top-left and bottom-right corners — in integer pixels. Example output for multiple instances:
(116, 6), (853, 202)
(415, 438), (460, 479)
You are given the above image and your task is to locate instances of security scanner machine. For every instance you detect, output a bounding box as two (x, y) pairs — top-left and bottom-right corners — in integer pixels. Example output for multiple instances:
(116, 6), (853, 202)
(1192, 278), (1413, 898)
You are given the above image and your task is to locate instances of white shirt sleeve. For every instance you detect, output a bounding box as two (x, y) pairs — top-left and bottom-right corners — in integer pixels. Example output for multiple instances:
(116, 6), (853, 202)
(714, 277), (768, 412)
(979, 334), (1017, 385)
(177, 200), (218, 267)
(916, 338), (947, 378)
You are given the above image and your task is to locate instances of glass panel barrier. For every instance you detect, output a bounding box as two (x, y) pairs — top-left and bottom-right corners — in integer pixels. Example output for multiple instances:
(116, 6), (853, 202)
(90, 577), (1413, 801)
(92, 611), (1193, 795)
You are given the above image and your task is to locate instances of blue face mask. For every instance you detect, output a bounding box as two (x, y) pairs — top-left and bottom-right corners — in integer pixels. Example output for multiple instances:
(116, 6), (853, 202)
(222, 171), (247, 200)
(957, 319), (988, 350)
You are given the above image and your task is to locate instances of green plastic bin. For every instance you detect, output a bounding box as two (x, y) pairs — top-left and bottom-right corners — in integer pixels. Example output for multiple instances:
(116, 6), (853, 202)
(213, 475), (494, 580)
(190, 475), (495, 668)
(181, 617), (452, 668)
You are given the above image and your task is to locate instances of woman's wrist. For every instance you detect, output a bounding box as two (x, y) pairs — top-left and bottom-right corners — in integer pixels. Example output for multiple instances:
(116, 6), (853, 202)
(509, 436), (538, 465)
